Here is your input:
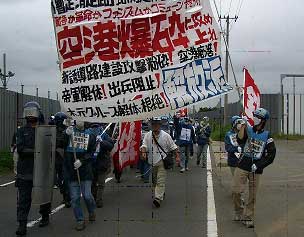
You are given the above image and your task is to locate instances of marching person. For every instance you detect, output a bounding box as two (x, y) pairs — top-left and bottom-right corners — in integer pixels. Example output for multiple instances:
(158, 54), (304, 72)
(232, 108), (276, 228)
(64, 120), (97, 231)
(175, 117), (195, 173)
(53, 112), (71, 207)
(87, 123), (114, 208)
(15, 102), (51, 236)
(225, 116), (243, 176)
(196, 116), (212, 168)
(140, 117), (179, 208)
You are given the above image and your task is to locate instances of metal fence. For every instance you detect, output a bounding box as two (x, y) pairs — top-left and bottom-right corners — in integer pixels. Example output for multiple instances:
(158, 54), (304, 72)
(194, 94), (281, 134)
(0, 88), (60, 150)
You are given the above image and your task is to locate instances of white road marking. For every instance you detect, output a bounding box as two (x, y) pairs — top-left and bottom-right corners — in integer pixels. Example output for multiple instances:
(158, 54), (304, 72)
(207, 147), (218, 237)
(27, 176), (114, 228)
(0, 180), (15, 187)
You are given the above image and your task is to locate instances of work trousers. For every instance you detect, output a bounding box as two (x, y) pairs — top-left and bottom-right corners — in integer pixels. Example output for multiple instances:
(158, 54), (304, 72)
(92, 168), (111, 204)
(152, 161), (167, 201)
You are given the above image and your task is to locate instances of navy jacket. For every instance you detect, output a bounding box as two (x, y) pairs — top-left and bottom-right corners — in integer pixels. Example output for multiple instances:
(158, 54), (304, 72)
(196, 124), (211, 146)
(224, 129), (239, 167)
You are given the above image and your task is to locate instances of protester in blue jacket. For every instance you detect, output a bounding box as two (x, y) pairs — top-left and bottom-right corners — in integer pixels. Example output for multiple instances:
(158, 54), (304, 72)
(87, 123), (114, 208)
(232, 108), (276, 228)
(196, 117), (212, 168)
(224, 116), (243, 175)
(176, 117), (196, 173)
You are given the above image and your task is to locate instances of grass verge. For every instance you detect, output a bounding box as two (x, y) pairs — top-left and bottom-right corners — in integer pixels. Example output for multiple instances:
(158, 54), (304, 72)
(0, 150), (13, 175)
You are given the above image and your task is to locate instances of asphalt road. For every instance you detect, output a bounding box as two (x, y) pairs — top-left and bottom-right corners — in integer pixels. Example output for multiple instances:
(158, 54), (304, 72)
(0, 139), (303, 237)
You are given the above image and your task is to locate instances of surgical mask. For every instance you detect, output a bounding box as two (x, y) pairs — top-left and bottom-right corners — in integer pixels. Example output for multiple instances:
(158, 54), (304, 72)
(253, 117), (262, 126)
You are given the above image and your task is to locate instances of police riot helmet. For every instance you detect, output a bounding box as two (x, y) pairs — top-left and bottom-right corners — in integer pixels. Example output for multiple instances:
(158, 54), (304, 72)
(23, 101), (41, 118)
(54, 112), (67, 122)
(253, 108), (270, 121)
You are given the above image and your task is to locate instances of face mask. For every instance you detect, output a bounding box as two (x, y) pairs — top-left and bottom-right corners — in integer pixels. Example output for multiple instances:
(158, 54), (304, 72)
(253, 117), (262, 126)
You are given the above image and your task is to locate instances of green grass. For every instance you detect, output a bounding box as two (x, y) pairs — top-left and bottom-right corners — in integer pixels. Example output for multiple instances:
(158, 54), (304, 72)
(210, 122), (231, 142)
(273, 134), (304, 141)
(0, 150), (13, 174)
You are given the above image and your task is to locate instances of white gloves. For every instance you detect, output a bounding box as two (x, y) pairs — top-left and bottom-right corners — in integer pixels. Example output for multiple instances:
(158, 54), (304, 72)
(96, 135), (103, 143)
(251, 164), (257, 173)
(66, 126), (74, 136)
(74, 159), (82, 170)
(237, 146), (242, 153)
(234, 152), (241, 159)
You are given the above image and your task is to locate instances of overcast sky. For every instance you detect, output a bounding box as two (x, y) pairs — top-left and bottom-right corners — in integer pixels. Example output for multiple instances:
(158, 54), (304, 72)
(0, 0), (303, 101)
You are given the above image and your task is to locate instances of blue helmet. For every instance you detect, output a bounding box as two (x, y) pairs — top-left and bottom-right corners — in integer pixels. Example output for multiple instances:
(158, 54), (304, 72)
(253, 108), (270, 120)
(231, 115), (241, 126)
(54, 112), (67, 122)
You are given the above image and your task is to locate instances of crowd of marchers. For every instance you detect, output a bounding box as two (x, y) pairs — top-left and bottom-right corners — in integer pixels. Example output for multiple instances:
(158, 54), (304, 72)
(11, 100), (275, 236)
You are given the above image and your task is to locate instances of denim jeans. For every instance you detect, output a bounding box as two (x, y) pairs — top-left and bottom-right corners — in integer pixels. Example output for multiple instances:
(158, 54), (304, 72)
(139, 159), (151, 182)
(197, 144), (209, 166)
(179, 145), (190, 169)
(69, 180), (96, 222)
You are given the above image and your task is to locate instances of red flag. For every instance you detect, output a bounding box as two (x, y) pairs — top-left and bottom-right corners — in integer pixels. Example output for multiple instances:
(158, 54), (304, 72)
(243, 68), (261, 126)
(111, 121), (142, 171)
(178, 108), (188, 117)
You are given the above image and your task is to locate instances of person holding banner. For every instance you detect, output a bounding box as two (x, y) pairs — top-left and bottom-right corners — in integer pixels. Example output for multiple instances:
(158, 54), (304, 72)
(87, 123), (114, 208)
(15, 102), (51, 236)
(140, 117), (179, 208)
(64, 120), (97, 231)
(232, 108), (276, 228)
(175, 117), (196, 173)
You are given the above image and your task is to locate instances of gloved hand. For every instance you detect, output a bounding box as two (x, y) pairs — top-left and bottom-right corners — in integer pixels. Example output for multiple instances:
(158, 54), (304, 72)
(237, 146), (242, 153)
(66, 126), (74, 136)
(74, 159), (82, 170)
(96, 135), (103, 143)
(251, 164), (257, 173)
(234, 152), (241, 159)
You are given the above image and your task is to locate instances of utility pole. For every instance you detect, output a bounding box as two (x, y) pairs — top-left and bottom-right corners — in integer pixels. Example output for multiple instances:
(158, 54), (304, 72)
(0, 53), (15, 89)
(21, 84), (24, 94)
(220, 15), (238, 126)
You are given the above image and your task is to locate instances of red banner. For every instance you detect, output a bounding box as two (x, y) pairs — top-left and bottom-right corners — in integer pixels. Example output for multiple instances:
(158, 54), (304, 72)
(111, 121), (142, 171)
(243, 68), (261, 126)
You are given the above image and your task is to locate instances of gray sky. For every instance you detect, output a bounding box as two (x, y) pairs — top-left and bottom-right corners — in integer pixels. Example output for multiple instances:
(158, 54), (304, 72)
(0, 0), (303, 101)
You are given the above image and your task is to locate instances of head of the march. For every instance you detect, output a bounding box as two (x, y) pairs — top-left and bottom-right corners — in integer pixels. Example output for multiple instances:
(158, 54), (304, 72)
(252, 108), (270, 131)
(150, 117), (163, 131)
(23, 101), (43, 126)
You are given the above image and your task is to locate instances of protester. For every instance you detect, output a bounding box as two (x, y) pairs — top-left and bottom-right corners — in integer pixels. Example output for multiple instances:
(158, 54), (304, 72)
(140, 117), (179, 208)
(87, 123), (114, 208)
(224, 116), (243, 175)
(196, 116), (212, 168)
(15, 102), (51, 236)
(64, 120), (97, 231)
(175, 117), (196, 173)
(232, 108), (276, 228)
(53, 112), (71, 207)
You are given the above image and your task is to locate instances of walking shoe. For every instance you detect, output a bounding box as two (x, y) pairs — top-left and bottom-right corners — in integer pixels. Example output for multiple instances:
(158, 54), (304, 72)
(39, 215), (49, 227)
(243, 220), (254, 228)
(233, 214), (243, 221)
(16, 222), (27, 236)
(75, 221), (86, 231)
(153, 198), (161, 208)
(96, 200), (103, 208)
(186, 167), (190, 171)
(64, 200), (71, 208)
(196, 160), (200, 166)
(180, 168), (185, 173)
(202, 163), (206, 168)
(89, 212), (96, 222)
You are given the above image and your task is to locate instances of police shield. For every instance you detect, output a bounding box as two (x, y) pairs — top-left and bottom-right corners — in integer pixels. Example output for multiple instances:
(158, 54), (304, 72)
(32, 125), (56, 205)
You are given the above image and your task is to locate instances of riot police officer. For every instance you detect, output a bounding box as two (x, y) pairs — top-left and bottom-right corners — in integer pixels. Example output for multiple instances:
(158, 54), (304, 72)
(53, 112), (71, 207)
(15, 102), (51, 236)
(232, 108), (276, 228)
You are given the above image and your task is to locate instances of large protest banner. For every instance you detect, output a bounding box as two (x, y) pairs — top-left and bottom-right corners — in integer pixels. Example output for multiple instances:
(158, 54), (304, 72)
(51, 0), (233, 122)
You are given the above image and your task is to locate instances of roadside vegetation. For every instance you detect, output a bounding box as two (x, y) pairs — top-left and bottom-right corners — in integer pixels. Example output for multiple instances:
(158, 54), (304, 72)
(0, 150), (13, 175)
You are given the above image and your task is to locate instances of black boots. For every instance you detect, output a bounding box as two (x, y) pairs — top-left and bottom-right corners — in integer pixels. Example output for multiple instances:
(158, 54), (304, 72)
(39, 215), (49, 227)
(16, 221), (27, 236)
